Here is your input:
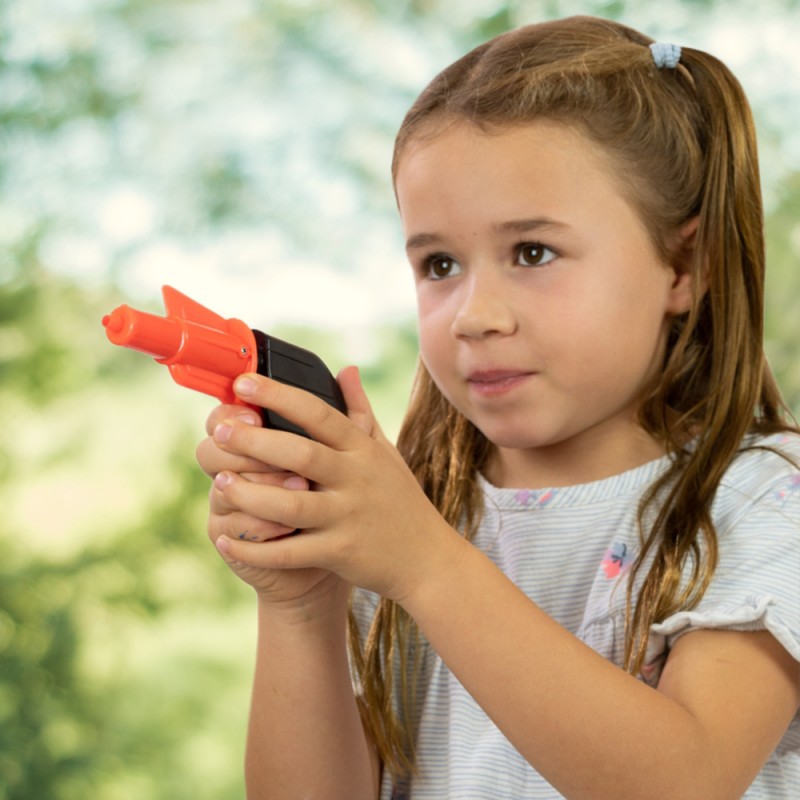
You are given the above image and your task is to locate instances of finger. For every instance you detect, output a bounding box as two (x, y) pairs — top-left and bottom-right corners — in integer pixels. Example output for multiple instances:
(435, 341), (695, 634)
(210, 470), (309, 515)
(337, 365), (386, 441)
(215, 527), (327, 572)
(204, 404), (261, 436)
(208, 509), (297, 543)
(233, 374), (357, 450)
(243, 471), (309, 489)
(196, 434), (283, 477)
(212, 418), (337, 486)
(213, 470), (325, 530)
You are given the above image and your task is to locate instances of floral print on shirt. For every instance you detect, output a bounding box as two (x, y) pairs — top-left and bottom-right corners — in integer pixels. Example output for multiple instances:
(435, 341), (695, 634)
(601, 540), (633, 579)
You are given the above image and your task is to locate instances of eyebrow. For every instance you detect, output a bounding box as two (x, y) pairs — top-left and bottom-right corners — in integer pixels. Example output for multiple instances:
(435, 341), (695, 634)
(405, 217), (571, 252)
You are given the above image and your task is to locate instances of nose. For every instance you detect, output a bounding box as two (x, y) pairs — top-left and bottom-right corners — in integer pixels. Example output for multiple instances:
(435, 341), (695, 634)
(450, 272), (517, 340)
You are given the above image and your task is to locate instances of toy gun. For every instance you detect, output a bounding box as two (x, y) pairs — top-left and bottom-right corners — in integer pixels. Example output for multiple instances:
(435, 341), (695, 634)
(101, 285), (346, 437)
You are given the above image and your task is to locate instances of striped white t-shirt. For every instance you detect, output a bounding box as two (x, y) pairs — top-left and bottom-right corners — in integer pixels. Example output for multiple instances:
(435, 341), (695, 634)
(351, 433), (800, 799)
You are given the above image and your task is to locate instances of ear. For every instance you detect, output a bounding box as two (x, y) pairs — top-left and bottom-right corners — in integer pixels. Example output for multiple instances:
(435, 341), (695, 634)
(665, 216), (707, 315)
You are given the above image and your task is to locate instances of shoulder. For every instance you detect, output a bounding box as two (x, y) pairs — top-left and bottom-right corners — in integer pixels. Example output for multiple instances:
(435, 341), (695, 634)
(646, 432), (800, 677)
(717, 431), (800, 508)
(730, 430), (800, 468)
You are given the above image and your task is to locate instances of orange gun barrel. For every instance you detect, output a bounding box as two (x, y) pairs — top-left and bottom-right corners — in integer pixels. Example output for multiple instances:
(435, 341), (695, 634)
(102, 305), (183, 358)
(101, 285), (346, 436)
(101, 287), (257, 404)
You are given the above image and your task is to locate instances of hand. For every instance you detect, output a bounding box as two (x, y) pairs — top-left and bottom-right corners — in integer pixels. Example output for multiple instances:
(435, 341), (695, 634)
(197, 403), (342, 605)
(197, 403), (306, 542)
(211, 367), (463, 604)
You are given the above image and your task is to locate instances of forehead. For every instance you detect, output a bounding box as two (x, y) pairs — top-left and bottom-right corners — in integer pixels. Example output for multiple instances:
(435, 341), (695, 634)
(394, 120), (626, 230)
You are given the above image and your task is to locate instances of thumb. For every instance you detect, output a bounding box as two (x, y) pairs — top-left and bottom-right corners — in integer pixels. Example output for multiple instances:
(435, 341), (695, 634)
(337, 365), (384, 439)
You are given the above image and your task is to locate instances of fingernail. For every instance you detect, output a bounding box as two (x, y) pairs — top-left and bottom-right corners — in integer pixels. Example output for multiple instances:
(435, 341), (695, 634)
(214, 423), (233, 443)
(216, 535), (231, 555)
(283, 475), (309, 491)
(214, 472), (232, 490)
(235, 376), (257, 397)
(236, 412), (259, 426)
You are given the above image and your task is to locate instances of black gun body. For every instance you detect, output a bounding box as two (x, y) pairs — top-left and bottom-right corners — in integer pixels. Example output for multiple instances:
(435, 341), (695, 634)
(253, 329), (346, 437)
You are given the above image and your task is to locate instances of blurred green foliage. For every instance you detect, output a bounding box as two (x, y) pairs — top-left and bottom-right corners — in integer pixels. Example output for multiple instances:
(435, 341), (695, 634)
(1, 1), (798, 798)
(765, 171), (800, 409)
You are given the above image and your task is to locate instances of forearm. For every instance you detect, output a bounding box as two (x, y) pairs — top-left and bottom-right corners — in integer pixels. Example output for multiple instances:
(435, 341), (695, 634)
(245, 593), (379, 800)
(399, 530), (726, 800)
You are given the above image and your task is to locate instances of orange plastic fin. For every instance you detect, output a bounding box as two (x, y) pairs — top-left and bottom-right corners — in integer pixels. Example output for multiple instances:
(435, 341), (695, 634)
(161, 285), (229, 331)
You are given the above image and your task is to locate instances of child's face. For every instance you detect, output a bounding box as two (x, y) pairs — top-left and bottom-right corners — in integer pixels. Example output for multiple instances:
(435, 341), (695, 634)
(396, 120), (691, 486)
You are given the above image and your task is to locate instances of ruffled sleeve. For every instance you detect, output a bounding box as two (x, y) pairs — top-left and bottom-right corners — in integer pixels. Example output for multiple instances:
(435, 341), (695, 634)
(643, 439), (800, 681)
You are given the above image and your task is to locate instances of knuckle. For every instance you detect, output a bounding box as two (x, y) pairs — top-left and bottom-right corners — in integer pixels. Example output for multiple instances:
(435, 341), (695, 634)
(230, 420), (256, 451)
(308, 398), (335, 429)
(291, 437), (317, 473)
(280, 488), (306, 523)
(270, 378), (291, 404)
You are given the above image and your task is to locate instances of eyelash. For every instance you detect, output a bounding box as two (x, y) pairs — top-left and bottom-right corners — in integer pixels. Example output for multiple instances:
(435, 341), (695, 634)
(418, 241), (557, 280)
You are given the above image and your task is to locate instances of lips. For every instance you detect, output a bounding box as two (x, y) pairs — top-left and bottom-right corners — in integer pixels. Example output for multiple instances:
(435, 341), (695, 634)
(466, 369), (535, 396)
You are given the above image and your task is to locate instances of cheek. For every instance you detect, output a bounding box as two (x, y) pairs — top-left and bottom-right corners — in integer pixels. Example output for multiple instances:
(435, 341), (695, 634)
(417, 322), (450, 379)
(416, 310), (462, 405)
(415, 296), (451, 357)
(542, 283), (668, 371)
(568, 303), (669, 389)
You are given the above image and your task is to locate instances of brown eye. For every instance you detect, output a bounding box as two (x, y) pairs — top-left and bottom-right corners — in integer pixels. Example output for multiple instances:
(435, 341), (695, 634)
(517, 242), (556, 268)
(427, 254), (461, 280)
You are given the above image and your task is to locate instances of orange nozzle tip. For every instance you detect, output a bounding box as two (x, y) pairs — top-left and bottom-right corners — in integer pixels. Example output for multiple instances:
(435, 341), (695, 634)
(102, 311), (124, 334)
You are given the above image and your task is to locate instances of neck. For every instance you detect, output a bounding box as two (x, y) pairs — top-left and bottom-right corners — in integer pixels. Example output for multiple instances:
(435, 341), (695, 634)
(484, 425), (667, 489)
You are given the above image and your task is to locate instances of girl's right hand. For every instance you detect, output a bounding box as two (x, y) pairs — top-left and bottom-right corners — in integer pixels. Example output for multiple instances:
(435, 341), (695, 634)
(196, 404), (345, 607)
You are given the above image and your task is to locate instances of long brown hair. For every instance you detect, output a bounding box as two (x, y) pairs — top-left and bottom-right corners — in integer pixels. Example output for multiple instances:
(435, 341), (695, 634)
(348, 15), (798, 777)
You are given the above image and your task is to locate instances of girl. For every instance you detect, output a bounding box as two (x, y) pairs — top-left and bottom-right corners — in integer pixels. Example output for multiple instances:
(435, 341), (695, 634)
(196, 16), (800, 800)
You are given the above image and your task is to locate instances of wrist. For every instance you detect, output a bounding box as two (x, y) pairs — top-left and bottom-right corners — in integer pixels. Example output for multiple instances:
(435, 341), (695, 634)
(393, 517), (473, 611)
(255, 575), (350, 630)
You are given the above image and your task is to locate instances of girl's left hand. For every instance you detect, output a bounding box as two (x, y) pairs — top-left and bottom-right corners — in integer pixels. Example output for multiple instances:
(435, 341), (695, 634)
(211, 367), (464, 603)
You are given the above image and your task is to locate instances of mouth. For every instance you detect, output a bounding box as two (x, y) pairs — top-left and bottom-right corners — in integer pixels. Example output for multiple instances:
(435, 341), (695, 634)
(466, 369), (535, 396)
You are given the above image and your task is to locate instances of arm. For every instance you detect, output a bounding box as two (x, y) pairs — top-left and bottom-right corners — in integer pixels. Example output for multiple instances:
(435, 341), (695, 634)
(212, 373), (799, 800)
(402, 538), (799, 799)
(197, 391), (380, 800)
(244, 581), (380, 800)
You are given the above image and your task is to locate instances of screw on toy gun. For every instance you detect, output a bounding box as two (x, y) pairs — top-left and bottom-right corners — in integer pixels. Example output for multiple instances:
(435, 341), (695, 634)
(102, 286), (346, 437)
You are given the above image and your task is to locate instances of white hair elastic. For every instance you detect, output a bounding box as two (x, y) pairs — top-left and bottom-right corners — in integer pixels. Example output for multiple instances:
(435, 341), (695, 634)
(650, 42), (682, 69)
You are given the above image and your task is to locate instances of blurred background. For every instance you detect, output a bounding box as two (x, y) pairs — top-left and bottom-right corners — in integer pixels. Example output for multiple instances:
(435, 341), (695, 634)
(1, 0), (798, 797)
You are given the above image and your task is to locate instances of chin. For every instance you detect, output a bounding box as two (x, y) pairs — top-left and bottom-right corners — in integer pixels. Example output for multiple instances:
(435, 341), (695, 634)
(472, 418), (562, 451)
